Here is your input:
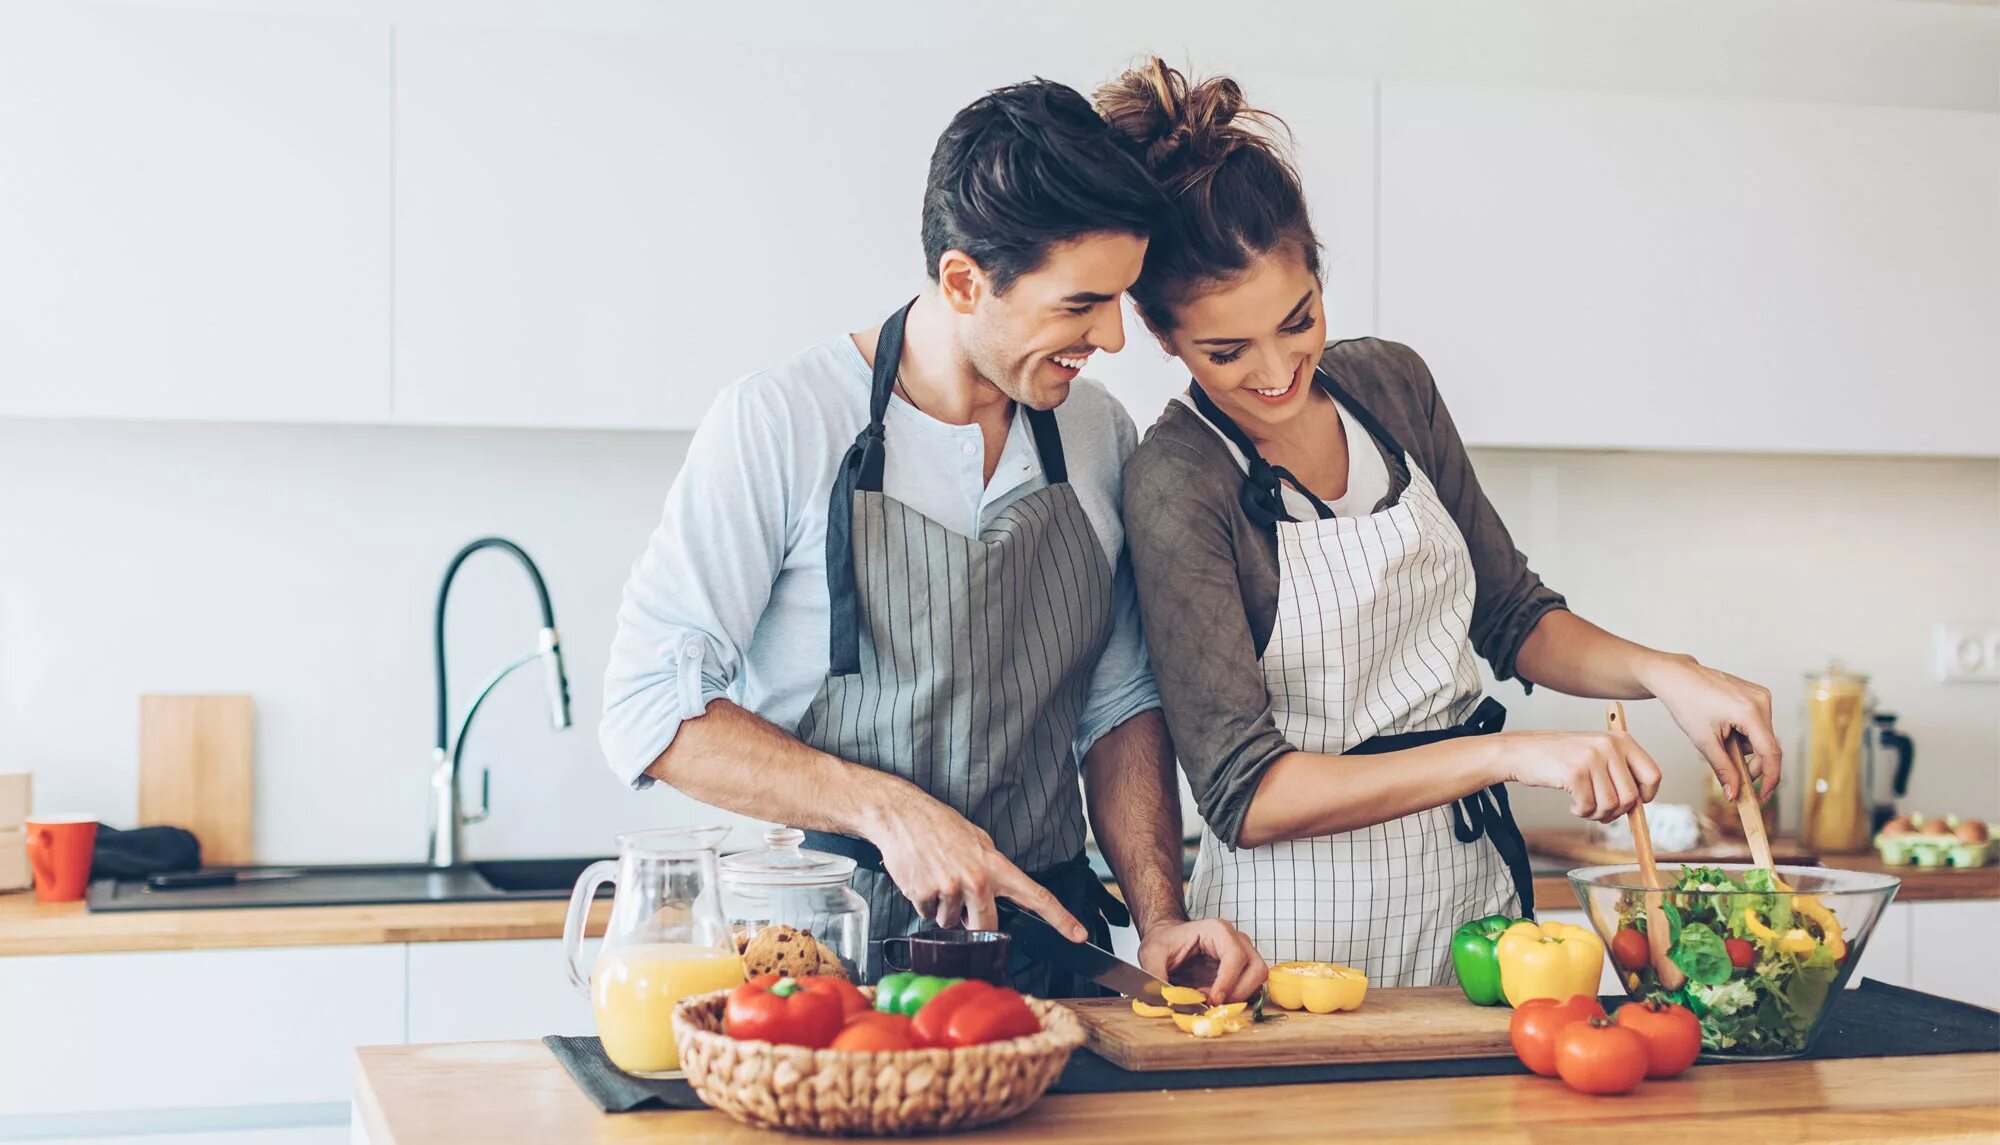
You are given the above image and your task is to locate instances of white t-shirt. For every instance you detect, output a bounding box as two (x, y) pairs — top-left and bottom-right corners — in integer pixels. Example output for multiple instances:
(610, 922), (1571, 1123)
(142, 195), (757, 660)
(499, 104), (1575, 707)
(1176, 394), (1393, 520)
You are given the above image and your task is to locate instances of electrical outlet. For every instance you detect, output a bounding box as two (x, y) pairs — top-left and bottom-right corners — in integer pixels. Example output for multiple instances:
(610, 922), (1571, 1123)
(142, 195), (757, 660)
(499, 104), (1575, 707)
(1934, 624), (2000, 683)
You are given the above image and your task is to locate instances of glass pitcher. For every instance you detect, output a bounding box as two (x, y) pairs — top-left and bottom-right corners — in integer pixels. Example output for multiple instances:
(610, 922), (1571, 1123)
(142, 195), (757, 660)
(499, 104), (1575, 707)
(563, 826), (744, 1077)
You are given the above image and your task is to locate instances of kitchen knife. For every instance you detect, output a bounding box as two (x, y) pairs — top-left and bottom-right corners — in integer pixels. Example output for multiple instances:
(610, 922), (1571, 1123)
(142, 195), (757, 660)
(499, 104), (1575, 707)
(146, 868), (306, 890)
(996, 902), (1204, 1013)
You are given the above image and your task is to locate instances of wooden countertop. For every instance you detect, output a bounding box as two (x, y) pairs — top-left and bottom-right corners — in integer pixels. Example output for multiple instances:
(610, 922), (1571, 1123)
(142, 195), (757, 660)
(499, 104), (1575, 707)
(0, 891), (611, 957)
(352, 1040), (2000, 1144)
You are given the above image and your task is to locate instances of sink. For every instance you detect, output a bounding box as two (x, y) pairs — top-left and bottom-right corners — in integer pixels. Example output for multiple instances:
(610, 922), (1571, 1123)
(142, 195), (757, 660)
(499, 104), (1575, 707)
(472, 857), (606, 893)
(85, 857), (613, 913)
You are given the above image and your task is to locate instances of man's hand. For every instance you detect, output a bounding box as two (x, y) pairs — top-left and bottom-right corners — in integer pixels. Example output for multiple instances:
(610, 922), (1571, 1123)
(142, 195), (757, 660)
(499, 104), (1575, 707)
(1137, 917), (1268, 1005)
(870, 792), (1087, 940)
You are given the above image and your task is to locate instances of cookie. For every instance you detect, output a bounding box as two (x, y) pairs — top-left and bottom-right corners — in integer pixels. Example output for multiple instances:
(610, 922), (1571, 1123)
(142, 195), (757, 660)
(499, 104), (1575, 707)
(811, 936), (850, 981)
(743, 924), (819, 978)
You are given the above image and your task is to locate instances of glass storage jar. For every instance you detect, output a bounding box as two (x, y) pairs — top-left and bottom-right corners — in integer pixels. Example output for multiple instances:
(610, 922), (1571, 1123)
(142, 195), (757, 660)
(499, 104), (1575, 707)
(719, 827), (869, 981)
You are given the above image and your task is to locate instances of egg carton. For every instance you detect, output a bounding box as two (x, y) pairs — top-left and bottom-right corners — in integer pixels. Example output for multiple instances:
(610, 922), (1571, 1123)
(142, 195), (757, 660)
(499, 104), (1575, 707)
(1875, 814), (1995, 868)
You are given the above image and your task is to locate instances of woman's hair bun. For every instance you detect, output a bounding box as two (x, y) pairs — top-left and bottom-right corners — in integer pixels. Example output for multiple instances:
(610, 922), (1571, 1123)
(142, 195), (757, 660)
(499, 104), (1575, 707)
(1094, 58), (1275, 195)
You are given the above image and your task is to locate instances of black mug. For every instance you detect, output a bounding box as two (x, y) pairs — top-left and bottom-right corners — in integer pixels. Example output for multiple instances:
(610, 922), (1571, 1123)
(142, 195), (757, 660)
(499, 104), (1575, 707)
(880, 929), (1012, 985)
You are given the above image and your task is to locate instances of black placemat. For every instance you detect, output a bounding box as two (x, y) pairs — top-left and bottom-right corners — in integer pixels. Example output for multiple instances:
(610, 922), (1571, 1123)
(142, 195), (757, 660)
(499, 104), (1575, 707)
(545, 980), (2000, 1113)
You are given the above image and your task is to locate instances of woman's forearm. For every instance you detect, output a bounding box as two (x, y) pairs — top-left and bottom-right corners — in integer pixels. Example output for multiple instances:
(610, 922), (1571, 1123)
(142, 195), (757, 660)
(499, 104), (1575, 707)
(1513, 610), (1690, 699)
(1236, 738), (1506, 848)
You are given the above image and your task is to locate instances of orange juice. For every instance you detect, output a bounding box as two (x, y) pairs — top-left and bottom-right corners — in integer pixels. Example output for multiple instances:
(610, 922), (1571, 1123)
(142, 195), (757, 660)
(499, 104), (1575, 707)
(591, 942), (746, 1075)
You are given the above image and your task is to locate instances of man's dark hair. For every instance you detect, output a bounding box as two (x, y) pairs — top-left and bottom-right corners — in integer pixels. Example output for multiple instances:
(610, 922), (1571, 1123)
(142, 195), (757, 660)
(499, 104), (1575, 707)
(921, 79), (1167, 294)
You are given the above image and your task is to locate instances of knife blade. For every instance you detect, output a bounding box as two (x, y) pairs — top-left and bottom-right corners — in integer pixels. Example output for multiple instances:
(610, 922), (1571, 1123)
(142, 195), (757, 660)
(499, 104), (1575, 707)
(997, 902), (1205, 1013)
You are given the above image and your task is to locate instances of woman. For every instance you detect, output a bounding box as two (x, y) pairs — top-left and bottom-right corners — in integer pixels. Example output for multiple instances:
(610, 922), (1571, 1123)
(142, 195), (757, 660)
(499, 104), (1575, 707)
(1097, 60), (1784, 986)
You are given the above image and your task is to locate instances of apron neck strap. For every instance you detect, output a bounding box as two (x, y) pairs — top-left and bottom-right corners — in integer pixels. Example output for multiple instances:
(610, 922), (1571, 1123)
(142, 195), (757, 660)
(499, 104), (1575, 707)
(826, 299), (1071, 676)
(1185, 366), (1409, 530)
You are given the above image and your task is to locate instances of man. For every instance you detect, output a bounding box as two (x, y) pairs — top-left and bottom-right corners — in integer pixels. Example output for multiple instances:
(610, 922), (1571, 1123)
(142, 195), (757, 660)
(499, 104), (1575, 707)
(601, 79), (1263, 1001)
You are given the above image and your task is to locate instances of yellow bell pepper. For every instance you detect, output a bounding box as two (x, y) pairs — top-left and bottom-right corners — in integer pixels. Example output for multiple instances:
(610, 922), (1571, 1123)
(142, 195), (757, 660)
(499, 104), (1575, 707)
(1493, 920), (1605, 1007)
(1171, 1001), (1250, 1035)
(1794, 899), (1848, 961)
(1741, 905), (1781, 945)
(1130, 998), (1173, 1019)
(1777, 928), (1817, 956)
(1265, 962), (1369, 1013)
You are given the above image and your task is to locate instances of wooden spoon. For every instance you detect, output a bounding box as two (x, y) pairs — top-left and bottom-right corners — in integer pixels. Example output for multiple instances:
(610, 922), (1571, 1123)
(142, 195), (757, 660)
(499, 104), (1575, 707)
(1609, 702), (1685, 990)
(1724, 735), (1789, 888)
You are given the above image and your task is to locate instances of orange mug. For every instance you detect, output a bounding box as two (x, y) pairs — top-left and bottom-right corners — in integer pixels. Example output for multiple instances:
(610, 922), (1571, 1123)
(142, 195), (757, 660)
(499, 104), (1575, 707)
(25, 816), (98, 902)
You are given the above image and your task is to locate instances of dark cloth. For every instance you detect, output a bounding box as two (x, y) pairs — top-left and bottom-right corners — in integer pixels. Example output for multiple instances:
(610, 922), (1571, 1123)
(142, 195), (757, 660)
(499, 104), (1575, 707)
(543, 980), (2000, 1112)
(90, 825), (200, 880)
(1122, 337), (1569, 848)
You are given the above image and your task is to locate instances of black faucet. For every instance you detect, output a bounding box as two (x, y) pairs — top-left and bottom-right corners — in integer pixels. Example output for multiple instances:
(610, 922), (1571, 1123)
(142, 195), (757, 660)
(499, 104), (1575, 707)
(429, 537), (572, 868)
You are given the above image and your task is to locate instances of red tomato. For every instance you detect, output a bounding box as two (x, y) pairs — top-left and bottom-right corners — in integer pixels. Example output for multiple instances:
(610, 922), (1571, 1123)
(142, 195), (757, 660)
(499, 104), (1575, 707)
(829, 1012), (917, 1052)
(1555, 1017), (1649, 1095)
(909, 980), (996, 1047)
(942, 989), (1042, 1047)
(1611, 928), (1650, 972)
(1613, 1000), (1701, 1078)
(1509, 994), (1607, 1077)
(1725, 938), (1756, 970)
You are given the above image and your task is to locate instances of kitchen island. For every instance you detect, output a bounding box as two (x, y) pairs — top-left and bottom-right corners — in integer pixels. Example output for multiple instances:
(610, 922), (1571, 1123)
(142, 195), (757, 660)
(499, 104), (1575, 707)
(352, 1040), (2000, 1143)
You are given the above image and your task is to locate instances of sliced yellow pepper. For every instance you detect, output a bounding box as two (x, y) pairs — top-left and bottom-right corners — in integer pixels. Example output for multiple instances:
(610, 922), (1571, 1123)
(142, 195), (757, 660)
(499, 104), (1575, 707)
(1778, 928), (1817, 956)
(1265, 962), (1369, 1013)
(1158, 985), (1207, 1007)
(1130, 998), (1173, 1019)
(1494, 920), (1605, 1007)
(1794, 899), (1848, 961)
(1741, 905), (1781, 945)
(1172, 1003), (1250, 1036)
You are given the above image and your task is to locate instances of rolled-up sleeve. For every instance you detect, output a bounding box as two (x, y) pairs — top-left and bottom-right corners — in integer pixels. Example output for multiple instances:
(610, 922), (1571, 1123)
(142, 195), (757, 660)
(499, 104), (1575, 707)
(1123, 443), (1291, 849)
(1393, 343), (1568, 685)
(600, 382), (794, 789)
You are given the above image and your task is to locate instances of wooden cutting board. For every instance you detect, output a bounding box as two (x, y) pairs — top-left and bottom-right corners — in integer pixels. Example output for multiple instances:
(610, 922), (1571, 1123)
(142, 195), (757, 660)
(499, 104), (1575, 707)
(1063, 986), (1513, 1071)
(139, 694), (255, 865)
(1524, 827), (1816, 868)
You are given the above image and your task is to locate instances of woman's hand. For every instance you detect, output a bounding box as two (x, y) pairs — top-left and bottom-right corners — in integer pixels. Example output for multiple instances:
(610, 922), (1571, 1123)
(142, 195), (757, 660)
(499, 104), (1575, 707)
(1638, 654), (1782, 801)
(1497, 731), (1662, 824)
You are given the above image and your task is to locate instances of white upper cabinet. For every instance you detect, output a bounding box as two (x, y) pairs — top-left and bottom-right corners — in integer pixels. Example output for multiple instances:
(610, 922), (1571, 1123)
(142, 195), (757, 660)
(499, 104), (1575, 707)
(0, 6), (391, 423)
(391, 29), (1057, 430)
(1377, 82), (2000, 455)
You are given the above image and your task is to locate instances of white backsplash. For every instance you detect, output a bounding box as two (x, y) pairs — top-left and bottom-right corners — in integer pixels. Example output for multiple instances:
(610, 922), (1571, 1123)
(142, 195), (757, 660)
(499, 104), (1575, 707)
(1, 416), (1993, 862)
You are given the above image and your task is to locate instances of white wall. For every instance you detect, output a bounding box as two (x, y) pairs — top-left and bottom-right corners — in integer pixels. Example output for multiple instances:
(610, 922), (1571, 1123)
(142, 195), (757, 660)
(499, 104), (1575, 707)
(2, 416), (1994, 862)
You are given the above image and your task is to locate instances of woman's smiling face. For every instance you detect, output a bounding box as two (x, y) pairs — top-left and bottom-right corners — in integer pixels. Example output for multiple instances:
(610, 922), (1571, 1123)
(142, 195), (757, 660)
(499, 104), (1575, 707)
(1159, 249), (1325, 435)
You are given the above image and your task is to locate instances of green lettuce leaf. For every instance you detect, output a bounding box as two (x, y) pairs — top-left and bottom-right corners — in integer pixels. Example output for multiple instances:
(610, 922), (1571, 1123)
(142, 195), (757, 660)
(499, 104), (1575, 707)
(1671, 922), (1734, 985)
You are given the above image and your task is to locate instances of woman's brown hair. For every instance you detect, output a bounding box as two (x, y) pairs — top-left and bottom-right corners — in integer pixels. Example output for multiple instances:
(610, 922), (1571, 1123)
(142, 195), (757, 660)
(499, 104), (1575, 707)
(1094, 58), (1321, 332)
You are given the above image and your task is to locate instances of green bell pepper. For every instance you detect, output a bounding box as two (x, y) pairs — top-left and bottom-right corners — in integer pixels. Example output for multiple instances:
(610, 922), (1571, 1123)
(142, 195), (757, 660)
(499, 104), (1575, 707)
(873, 972), (916, 1014)
(1451, 914), (1516, 1006)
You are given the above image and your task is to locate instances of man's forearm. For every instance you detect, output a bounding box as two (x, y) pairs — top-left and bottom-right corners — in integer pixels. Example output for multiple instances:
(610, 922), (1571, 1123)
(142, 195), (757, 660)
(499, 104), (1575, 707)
(644, 699), (915, 840)
(1082, 708), (1189, 935)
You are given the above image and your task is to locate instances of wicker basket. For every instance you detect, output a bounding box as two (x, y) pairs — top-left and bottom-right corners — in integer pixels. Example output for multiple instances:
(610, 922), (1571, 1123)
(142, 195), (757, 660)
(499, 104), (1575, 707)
(672, 987), (1084, 1136)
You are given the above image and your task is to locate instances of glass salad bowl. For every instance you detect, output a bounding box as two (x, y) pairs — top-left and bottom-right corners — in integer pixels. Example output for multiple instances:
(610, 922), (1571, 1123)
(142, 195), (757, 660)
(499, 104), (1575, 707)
(1569, 864), (1899, 1060)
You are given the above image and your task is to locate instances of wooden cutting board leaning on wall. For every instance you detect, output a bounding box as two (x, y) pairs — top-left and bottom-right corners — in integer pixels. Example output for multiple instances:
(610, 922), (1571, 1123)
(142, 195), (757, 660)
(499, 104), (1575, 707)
(139, 694), (254, 866)
(1063, 986), (1515, 1071)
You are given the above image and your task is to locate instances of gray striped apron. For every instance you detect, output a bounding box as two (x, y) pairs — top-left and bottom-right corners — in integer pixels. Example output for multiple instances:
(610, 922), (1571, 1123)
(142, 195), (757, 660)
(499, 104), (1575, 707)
(798, 300), (1125, 996)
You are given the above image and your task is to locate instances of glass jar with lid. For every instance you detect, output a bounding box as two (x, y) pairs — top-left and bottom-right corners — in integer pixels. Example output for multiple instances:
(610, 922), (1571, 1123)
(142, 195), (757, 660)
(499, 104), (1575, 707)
(719, 826), (869, 981)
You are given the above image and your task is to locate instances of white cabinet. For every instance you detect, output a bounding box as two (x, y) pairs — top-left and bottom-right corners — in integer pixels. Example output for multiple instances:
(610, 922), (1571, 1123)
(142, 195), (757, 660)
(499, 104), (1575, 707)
(0, 945), (404, 1116)
(1377, 82), (2000, 456)
(1910, 900), (2000, 1010)
(0, 6), (392, 423)
(391, 28), (1043, 430)
(405, 940), (595, 1044)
